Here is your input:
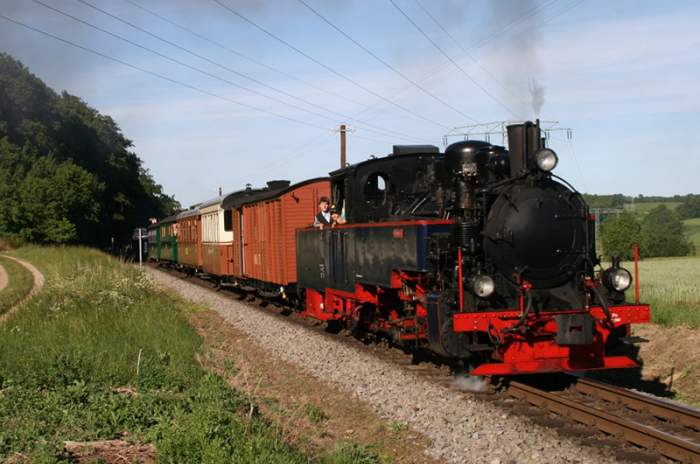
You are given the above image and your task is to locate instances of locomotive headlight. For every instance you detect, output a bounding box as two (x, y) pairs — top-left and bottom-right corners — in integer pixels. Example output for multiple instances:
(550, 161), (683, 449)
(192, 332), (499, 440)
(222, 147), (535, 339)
(472, 275), (495, 298)
(606, 267), (632, 292)
(535, 148), (558, 172)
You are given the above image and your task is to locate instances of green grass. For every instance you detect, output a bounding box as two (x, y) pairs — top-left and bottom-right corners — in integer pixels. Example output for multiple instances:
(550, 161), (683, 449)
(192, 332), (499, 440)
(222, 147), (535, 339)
(323, 443), (386, 464)
(0, 246), (386, 463)
(624, 256), (700, 328)
(0, 246), (312, 463)
(0, 255), (34, 315)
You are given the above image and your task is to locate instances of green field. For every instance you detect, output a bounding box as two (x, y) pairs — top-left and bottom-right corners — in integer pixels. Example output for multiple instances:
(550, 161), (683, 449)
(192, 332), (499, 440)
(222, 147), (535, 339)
(0, 255), (34, 314)
(623, 201), (682, 215)
(625, 256), (700, 328)
(0, 247), (381, 463)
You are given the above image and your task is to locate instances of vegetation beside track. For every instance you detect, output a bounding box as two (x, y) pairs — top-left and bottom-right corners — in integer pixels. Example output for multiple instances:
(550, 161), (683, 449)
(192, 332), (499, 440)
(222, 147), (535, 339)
(627, 256), (700, 328)
(0, 247), (382, 463)
(0, 255), (34, 315)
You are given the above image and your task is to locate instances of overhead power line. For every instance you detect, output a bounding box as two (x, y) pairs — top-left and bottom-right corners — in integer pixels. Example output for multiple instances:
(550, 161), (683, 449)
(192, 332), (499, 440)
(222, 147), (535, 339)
(352, 0), (565, 126)
(0, 13), (330, 131)
(296, 0), (477, 123)
(77, 0), (421, 143)
(413, 0), (517, 102)
(34, 0), (404, 144)
(122, 0), (364, 109)
(211, 0), (452, 130)
(388, 0), (520, 119)
(471, 0), (561, 50)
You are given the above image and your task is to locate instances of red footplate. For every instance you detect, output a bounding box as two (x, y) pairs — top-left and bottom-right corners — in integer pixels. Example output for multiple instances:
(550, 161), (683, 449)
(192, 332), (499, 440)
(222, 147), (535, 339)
(453, 304), (650, 376)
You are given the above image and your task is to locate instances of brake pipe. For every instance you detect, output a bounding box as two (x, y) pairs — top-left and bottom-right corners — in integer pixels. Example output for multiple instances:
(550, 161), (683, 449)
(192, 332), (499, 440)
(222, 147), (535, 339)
(634, 242), (640, 304)
(458, 247), (464, 311)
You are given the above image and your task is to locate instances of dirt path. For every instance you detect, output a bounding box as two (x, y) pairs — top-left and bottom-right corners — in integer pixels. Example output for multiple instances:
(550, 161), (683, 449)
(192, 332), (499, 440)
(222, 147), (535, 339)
(0, 262), (7, 292)
(0, 255), (45, 325)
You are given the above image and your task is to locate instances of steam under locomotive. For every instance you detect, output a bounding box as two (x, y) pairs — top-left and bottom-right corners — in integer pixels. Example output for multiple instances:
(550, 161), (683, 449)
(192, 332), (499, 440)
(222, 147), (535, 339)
(149, 120), (650, 376)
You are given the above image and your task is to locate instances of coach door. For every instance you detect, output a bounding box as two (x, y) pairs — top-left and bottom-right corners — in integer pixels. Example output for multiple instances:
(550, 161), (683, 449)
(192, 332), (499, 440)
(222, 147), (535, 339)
(238, 208), (246, 276)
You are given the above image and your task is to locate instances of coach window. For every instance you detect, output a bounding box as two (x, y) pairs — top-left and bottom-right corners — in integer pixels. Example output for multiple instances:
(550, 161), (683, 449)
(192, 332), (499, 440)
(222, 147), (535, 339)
(224, 210), (233, 232)
(364, 172), (388, 206)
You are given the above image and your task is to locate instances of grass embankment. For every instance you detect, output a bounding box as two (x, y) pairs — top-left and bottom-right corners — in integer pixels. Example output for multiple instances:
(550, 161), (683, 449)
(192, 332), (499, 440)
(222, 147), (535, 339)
(0, 247), (380, 463)
(0, 255), (34, 314)
(628, 256), (700, 328)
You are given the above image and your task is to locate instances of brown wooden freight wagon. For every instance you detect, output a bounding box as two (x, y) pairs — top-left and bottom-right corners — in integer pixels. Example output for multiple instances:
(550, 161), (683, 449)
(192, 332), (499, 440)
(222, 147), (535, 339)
(226, 178), (329, 287)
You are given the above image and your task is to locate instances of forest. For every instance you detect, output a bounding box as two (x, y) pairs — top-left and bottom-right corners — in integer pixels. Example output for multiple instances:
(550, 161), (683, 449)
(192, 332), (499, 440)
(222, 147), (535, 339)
(0, 53), (178, 248)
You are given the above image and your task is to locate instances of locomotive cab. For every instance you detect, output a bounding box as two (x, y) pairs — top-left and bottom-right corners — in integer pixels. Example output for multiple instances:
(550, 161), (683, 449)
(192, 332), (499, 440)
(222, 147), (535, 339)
(329, 144), (445, 223)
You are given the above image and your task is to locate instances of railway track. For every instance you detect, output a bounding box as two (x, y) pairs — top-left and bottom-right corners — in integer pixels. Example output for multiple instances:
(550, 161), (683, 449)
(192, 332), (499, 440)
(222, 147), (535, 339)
(506, 377), (700, 463)
(149, 262), (700, 463)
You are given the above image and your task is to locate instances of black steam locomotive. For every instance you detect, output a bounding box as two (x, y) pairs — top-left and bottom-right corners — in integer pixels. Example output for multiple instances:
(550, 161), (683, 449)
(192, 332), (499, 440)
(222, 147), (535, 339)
(297, 120), (649, 375)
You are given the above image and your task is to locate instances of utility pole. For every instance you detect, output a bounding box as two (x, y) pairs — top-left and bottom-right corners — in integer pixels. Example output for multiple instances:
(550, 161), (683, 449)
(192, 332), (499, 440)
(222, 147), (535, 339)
(339, 124), (347, 169)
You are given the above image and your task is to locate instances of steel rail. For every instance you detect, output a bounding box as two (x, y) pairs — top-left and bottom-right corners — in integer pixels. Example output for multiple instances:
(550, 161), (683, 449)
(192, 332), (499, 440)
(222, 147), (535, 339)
(507, 380), (700, 463)
(574, 377), (700, 431)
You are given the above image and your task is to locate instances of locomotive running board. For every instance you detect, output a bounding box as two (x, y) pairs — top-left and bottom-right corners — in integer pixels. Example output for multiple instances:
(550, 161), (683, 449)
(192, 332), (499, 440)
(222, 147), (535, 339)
(471, 356), (639, 376)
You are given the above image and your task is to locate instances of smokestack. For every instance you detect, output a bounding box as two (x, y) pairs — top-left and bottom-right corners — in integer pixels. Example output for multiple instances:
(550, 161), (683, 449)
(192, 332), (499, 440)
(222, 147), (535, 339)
(507, 120), (542, 177)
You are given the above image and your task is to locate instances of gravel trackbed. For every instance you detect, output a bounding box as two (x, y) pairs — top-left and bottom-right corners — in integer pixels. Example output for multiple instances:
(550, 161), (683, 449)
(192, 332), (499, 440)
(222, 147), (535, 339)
(147, 267), (617, 464)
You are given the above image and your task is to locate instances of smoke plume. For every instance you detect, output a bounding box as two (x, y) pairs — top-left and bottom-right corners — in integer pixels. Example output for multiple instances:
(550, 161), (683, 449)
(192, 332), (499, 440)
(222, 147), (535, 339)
(487, 0), (546, 119)
(529, 78), (545, 117)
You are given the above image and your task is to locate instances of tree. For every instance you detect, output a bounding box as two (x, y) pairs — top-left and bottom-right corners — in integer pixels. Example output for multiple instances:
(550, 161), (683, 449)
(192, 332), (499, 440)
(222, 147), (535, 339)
(600, 212), (642, 260)
(640, 205), (691, 257)
(0, 53), (179, 246)
(677, 195), (700, 219)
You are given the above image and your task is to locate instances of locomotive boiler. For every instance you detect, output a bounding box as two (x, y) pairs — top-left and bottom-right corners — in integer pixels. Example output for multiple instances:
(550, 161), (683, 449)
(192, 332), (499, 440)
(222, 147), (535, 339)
(296, 120), (650, 375)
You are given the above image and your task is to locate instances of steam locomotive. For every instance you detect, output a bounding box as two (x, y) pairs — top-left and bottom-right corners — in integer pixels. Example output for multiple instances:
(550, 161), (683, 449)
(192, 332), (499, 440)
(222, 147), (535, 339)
(149, 120), (650, 376)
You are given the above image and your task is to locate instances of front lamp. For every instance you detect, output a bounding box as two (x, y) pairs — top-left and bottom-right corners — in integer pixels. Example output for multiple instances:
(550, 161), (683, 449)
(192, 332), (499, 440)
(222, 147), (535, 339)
(535, 148), (558, 172)
(606, 267), (632, 292)
(472, 275), (495, 298)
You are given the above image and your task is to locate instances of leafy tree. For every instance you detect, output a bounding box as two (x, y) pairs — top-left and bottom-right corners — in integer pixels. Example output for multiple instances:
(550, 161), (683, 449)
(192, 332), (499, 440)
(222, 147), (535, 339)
(600, 212), (642, 260)
(0, 53), (179, 246)
(640, 205), (691, 257)
(677, 195), (700, 219)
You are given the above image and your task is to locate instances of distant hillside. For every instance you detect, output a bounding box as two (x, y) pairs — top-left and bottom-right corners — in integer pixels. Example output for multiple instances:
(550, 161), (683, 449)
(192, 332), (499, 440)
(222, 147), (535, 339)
(582, 193), (696, 210)
(0, 53), (179, 246)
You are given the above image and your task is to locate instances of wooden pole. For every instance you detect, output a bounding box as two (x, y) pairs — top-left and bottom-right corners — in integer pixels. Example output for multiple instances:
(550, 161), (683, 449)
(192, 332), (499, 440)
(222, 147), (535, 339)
(340, 124), (346, 169)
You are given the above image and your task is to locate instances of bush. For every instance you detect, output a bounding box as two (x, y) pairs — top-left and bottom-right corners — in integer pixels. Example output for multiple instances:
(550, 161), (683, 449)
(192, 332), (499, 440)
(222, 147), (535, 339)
(600, 212), (641, 260)
(677, 195), (700, 219)
(641, 205), (691, 258)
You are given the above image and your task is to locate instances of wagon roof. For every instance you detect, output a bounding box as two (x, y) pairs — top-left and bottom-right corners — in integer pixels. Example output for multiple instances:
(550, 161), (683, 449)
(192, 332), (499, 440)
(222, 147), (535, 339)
(176, 204), (202, 220)
(159, 214), (180, 224)
(223, 177), (329, 209)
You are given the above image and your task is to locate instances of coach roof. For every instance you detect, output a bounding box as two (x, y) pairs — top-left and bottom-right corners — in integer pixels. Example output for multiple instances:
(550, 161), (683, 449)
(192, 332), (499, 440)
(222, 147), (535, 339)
(222, 178), (329, 209)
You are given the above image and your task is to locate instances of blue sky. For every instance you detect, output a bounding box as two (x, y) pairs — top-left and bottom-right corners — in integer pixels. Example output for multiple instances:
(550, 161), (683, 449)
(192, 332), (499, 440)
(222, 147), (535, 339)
(2, 0), (699, 207)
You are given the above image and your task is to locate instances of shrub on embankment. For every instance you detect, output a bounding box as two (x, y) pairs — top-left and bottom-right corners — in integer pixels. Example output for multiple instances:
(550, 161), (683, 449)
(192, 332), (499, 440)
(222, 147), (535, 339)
(0, 247), (310, 462)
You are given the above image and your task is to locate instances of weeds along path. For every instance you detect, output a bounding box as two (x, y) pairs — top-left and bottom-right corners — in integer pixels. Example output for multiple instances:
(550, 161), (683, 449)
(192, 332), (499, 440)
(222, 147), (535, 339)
(0, 255), (45, 325)
(0, 262), (7, 292)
